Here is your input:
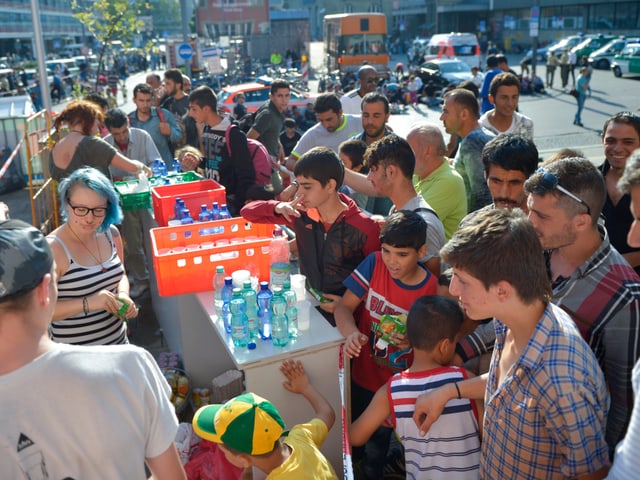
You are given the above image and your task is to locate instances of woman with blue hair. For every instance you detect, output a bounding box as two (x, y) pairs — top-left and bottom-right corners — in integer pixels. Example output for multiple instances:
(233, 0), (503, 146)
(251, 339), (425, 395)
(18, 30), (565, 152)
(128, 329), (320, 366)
(46, 167), (138, 345)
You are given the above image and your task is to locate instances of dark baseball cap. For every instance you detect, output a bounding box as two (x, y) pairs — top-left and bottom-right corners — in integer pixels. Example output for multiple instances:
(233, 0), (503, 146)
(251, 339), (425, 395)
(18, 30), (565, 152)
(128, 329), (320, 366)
(0, 219), (53, 301)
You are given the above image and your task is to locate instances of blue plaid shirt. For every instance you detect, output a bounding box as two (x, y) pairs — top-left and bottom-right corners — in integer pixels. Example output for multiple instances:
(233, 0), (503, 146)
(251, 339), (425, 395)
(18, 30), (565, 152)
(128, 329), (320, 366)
(482, 303), (610, 479)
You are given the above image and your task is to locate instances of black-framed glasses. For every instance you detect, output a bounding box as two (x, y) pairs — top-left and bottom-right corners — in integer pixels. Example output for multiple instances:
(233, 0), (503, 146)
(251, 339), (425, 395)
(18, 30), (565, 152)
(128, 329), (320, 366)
(67, 200), (107, 217)
(533, 167), (591, 216)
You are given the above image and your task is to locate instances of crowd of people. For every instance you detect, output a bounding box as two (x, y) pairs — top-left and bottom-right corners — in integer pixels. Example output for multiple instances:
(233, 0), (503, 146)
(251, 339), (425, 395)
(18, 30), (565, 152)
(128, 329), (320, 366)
(3, 56), (640, 480)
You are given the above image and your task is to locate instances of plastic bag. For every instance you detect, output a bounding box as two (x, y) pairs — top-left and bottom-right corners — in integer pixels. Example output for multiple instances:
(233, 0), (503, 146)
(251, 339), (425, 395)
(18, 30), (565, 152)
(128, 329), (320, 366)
(569, 88), (580, 99)
(184, 440), (243, 480)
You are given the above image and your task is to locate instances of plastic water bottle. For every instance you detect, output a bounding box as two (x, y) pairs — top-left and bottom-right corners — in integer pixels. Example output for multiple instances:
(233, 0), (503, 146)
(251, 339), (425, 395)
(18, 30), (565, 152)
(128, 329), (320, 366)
(270, 227), (291, 287)
(219, 204), (232, 219)
(283, 280), (298, 338)
(180, 208), (194, 224)
(152, 158), (164, 177)
(271, 287), (289, 347)
(198, 204), (211, 222)
(221, 277), (234, 333)
(212, 265), (226, 318)
(257, 281), (273, 340)
(229, 288), (249, 347)
(173, 198), (185, 221)
(242, 280), (259, 339)
(210, 202), (220, 220)
(172, 158), (181, 173)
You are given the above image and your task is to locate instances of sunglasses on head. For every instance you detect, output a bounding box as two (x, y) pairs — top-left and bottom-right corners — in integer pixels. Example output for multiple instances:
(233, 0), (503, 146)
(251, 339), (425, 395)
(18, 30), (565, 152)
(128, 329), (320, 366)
(533, 167), (591, 216)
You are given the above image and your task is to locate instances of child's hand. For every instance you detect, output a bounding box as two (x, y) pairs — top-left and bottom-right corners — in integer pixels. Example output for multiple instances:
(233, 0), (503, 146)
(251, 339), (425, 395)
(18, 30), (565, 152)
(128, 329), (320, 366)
(317, 293), (340, 313)
(390, 332), (410, 350)
(344, 331), (368, 359)
(280, 359), (310, 394)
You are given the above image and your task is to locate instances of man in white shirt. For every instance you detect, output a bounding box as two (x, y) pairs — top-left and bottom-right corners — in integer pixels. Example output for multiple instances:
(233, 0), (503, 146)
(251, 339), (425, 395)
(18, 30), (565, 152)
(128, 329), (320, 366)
(479, 72), (534, 140)
(340, 65), (378, 115)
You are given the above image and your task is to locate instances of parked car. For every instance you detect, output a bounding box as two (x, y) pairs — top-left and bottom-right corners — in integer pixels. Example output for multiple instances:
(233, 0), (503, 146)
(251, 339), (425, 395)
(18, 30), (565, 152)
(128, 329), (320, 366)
(217, 77), (319, 114)
(416, 59), (472, 90)
(571, 34), (618, 61)
(589, 37), (640, 69)
(521, 39), (562, 66)
(611, 43), (640, 77)
(548, 34), (588, 57)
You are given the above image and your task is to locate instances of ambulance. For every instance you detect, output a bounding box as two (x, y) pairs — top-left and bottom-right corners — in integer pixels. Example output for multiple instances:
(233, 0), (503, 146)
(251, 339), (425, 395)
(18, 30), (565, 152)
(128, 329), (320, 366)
(425, 33), (481, 70)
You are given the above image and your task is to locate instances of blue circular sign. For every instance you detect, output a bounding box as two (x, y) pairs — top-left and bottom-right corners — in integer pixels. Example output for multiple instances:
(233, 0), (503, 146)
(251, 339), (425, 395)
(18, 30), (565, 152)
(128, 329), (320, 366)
(178, 44), (193, 60)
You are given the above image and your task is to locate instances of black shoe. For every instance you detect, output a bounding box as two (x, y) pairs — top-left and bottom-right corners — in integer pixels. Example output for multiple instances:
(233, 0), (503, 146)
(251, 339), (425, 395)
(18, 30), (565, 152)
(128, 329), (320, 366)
(576, 122), (584, 127)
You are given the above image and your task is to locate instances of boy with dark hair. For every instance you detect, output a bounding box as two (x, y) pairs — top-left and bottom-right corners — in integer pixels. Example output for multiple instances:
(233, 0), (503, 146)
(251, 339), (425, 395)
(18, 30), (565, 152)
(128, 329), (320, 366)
(413, 208), (610, 479)
(335, 209), (439, 479)
(338, 139), (370, 211)
(350, 295), (481, 480)
(186, 85), (256, 214)
(192, 360), (337, 479)
(240, 146), (380, 311)
(280, 118), (301, 157)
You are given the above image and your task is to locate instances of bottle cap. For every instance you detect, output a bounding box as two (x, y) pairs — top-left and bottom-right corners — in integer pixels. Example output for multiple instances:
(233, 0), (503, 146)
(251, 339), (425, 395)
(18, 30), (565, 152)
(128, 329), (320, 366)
(248, 342), (257, 350)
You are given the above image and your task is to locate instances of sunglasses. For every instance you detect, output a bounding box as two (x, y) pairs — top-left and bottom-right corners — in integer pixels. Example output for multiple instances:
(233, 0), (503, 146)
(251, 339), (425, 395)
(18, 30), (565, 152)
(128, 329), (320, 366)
(365, 77), (378, 84)
(533, 167), (591, 216)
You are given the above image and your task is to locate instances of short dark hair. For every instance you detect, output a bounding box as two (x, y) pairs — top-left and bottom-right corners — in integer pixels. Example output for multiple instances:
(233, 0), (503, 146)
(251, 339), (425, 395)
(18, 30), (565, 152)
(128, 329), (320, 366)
(314, 93), (342, 115)
(380, 210), (427, 251)
(489, 72), (520, 98)
(339, 139), (368, 171)
(482, 134), (539, 177)
(189, 85), (218, 110)
(83, 92), (109, 111)
(486, 54), (499, 68)
(444, 88), (479, 119)
(104, 108), (128, 130)
(133, 83), (153, 98)
(364, 134), (414, 179)
(619, 149), (640, 194)
(294, 146), (344, 188)
(361, 92), (389, 114)
(456, 80), (479, 99)
(357, 65), (377, 80)
(441, 208), (552, 305)
(407, 296), (464, 350)
(524, 157), (606, 224)
(270, 79), (290, 95)
(496, 53), (508, 65)
(602, 111), (640, 139)
(164, 68), (183, 88)
(283, 118), (297, 129)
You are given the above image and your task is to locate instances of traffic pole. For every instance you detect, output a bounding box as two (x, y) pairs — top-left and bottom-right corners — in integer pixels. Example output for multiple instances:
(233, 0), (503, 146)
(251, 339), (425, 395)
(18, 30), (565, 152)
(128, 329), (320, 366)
(301, 55), (309, 89)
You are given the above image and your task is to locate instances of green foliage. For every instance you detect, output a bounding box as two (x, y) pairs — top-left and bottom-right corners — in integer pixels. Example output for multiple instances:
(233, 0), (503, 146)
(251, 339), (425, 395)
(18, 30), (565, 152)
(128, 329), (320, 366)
(71, 0), (150, 88)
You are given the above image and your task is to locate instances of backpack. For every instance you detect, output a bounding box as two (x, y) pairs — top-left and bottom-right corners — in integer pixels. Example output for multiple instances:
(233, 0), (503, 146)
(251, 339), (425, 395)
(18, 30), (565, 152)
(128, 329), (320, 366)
(225, 123), (272, 186)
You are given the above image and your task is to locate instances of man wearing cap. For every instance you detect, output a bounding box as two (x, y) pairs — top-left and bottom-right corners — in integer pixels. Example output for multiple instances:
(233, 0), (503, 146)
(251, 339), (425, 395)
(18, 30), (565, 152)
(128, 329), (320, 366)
(192, 359), (337, 478)
(0, 219), (186, 479)
(341, 65), (378, 115)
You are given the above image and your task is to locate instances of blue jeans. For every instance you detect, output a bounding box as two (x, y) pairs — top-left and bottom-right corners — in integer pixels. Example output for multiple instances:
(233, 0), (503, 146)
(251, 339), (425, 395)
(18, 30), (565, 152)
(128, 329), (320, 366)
(574, 94), (586, 123)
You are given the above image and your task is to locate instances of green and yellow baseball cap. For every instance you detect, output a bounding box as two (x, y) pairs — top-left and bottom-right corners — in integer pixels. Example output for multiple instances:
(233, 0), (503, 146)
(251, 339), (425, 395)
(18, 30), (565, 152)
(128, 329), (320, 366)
(192, 392), (286, 455)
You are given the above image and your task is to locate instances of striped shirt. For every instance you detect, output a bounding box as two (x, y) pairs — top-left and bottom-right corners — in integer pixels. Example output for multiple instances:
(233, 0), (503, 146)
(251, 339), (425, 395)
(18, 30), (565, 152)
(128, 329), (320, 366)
(389, 367), (480, 480)
(49, 230), (127, 345)
(482, 303), (610, 479)
(457, 227), (640, 448)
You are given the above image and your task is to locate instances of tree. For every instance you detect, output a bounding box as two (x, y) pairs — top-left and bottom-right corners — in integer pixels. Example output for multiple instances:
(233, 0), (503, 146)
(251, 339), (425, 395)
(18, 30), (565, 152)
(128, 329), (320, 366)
(72, 0), (149, 90)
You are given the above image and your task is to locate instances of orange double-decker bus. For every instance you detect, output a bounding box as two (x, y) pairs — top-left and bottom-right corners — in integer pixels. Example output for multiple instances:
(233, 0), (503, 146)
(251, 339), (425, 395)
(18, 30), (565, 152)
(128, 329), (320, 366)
(324, 13), (390, 78)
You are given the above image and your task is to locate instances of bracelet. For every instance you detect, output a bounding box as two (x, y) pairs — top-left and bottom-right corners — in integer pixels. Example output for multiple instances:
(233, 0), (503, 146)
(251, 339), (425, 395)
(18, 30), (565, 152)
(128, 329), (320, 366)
(82, 296), (89, 317)
(453, 382), (462, 400)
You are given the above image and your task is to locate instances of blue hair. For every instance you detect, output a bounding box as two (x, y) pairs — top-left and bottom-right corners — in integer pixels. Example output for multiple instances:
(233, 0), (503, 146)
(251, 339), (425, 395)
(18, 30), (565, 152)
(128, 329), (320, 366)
(58, 167), (123, 232)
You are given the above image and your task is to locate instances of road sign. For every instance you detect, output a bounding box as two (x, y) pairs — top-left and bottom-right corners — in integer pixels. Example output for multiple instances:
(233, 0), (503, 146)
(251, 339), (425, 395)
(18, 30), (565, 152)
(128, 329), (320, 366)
(530, 6), (540, 37)
(178, 44), (193, 60)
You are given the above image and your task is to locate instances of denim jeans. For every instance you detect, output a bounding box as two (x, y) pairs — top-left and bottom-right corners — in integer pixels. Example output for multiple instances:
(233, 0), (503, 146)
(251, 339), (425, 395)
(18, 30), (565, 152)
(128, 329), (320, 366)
(574, 94), (586, 124)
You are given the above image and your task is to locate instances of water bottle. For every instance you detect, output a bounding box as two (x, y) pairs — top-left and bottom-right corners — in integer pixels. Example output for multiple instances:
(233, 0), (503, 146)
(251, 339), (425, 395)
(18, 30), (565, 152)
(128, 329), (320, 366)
(212, 265), (226, 318)
(271, 287), (289, 347)
(172, 158), (181, 173)
(158, 160), (168, 176)
(173, 198), (185, 221)
(270, 227), (291, 287)
(283, 280), (298, 338)
(180, 208), (194, 224)
(198, 204), (211, 222)
(210, 202), (220, 220)
(257, 281), (273, 340)
(152, 158), (164, 177)
(229, 288), (249, 347)
(221, 277), (234, 333)
(242, 280), (259, 339)
(219, 204), (232, 219)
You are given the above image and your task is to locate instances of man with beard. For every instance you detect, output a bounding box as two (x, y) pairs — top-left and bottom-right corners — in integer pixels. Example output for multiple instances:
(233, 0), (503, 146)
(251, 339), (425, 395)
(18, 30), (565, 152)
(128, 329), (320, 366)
(352, 92), (392, 146)
(599, 112), (640, 275)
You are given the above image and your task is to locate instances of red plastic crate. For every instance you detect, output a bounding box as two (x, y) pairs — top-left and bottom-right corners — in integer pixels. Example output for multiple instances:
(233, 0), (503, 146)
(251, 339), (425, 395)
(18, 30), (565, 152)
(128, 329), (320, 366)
(151, 179), (226, 227)
(150, 218), (275, 297)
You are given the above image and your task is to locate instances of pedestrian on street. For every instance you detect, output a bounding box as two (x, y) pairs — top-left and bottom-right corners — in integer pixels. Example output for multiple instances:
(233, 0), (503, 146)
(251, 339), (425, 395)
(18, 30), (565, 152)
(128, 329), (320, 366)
(546, 50), (558, 88)
(574, 67), (589, 127)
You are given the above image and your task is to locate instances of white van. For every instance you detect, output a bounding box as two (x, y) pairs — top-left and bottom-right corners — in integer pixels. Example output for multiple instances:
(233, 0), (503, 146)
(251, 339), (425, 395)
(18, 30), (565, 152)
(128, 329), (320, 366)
(425, 33), (481, 70)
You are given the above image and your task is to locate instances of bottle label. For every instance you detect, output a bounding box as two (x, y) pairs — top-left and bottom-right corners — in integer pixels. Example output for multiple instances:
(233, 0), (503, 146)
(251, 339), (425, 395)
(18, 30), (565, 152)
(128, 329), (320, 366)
(270, 262), (291, 286)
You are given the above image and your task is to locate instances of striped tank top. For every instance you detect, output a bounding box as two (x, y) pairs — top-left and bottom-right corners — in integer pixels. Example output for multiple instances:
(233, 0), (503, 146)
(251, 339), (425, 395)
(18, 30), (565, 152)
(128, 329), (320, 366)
(49, 229), (128, 345)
